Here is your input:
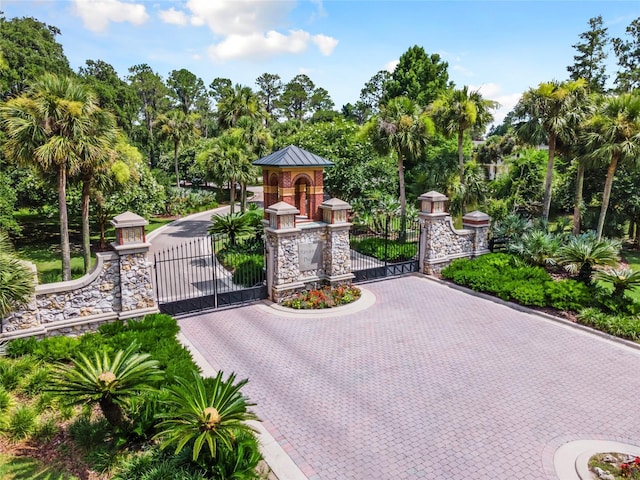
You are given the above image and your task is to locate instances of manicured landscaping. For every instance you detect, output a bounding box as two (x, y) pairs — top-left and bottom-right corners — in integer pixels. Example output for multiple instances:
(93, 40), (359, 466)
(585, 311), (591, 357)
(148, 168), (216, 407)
(282, 285), (362, 309)
(0, 314), (266, 479)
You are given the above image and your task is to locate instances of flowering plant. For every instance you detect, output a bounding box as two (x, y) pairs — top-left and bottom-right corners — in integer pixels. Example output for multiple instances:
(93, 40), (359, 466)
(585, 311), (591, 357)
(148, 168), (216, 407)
(281, 285), (361, 309)
(621, 456), (640, 478)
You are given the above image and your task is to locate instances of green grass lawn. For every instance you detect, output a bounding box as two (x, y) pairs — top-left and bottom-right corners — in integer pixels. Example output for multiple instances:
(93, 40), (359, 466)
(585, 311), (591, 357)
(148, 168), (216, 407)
(0, 454), (78, 480)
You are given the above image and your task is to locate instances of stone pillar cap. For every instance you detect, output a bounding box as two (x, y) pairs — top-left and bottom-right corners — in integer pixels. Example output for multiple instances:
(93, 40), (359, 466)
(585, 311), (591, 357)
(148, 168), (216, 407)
(319, 198), (351, 210)
(110, 211), (148, 228)
(265, 201), (300, 215)
(418, 191), (449, 202)
(462, 211), (490, 222)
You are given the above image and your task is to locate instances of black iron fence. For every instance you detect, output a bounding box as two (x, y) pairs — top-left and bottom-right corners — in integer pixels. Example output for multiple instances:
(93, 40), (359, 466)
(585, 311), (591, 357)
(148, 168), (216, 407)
(349, 214), (421, 282)
(153, 234), (266, 316)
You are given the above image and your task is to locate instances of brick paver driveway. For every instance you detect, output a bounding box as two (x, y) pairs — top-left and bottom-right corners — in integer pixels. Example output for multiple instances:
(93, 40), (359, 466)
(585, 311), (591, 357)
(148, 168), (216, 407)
(178, 275), (640, 480)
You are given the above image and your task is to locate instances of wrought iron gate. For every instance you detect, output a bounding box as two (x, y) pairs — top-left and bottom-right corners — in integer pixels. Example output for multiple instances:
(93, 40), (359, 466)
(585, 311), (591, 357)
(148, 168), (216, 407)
(349, 214), (420, 283)
(153, 235), (267, 316)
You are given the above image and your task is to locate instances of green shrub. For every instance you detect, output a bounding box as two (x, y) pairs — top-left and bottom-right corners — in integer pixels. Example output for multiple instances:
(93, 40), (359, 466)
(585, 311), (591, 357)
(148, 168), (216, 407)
(33, 416), (59, 442)
(545, 280), (592, 311)
(32, 335), (80, 361)
(232, 259), (265, 287)
(0, 358), (25, 391)
(510, 281), (547, 307)
(20, 365), (50, 398)
(0, 386), (12, 413)
(350, 237), (417, 262)
(69, 415), (112, 451)
(208, 429), (263, 480)
(7, 405), (36, 439)
(5, 336), (37, 357)
(578, 308), (640, 341)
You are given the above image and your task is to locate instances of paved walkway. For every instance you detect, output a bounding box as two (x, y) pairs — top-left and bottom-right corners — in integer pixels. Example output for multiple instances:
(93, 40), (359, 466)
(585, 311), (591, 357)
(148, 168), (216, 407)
(178, 275), (640, 480)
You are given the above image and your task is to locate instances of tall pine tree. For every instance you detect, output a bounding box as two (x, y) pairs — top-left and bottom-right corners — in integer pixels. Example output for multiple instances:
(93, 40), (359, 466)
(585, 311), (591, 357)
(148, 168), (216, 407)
(567, 15), (609, 93)
(613, 17), (640, 93)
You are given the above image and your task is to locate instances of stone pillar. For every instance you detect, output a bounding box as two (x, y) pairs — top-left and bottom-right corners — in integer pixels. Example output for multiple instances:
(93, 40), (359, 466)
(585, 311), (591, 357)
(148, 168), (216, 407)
(320, 198), (354, 286)
(264, 202), (303, 302)
(418, 191), (451, 275)
(462, 211), (491, 256)
(417, 191), (491, 274)
(110, 212), (158, 319)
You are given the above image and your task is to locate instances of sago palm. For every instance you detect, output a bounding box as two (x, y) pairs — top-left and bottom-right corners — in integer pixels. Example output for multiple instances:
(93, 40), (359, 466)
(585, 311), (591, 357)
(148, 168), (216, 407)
(0, 232), (35, 318)
(595, 268), (640, 298)
(154, 371), (258, 465)
(557, 233), (620, 283)
(50, 344), (163, 428)
(508, 230), (560, 268)
(209, 212), (254, 247)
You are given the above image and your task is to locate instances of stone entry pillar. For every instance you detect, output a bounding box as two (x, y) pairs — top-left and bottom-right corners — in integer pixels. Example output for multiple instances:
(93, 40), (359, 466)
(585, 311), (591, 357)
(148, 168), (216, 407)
(418, 191), (491, 274)
(110, 212), (157, 319)
(264, 198), (354, 303)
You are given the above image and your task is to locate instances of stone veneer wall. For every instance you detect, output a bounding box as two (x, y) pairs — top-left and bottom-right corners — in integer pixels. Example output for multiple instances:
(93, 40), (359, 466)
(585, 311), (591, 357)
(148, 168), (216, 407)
(420, 213), (490, 274)
(1, 250), (158, 340)
(266, 220), (354, 303)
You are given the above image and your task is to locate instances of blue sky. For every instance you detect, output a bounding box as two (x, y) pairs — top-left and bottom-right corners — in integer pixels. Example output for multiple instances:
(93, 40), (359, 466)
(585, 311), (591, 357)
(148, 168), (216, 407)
(2, 1), (638, 125)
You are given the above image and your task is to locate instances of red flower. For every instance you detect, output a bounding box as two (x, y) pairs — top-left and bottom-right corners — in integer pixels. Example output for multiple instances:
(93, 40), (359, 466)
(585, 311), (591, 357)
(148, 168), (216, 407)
(635, 457), (640, 465)
(622, 463), (630, 470)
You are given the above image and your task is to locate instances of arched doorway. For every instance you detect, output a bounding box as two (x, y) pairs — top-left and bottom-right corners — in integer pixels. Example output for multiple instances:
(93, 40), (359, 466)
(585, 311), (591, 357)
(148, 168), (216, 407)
(293, 175), (312, 218)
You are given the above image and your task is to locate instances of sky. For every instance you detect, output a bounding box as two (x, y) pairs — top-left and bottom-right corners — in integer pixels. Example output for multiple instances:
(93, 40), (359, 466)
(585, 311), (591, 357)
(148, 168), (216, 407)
(2, 0), (639, 127)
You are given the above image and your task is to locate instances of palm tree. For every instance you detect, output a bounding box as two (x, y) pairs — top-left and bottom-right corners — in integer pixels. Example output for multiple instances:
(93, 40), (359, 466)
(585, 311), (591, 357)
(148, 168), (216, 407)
(217, 84), (262, 129)
(209, 212), (254, 247)
(155, 371), (258, 465)
(557, 232), (620, 283)
(363, 96), (434, 219)
(430, 86), (498, 188)
(50, 344), (163, 428)
(0, 74), (109, 281)
(76, 109), (119, 273)
(155, 109), (200, 188)
(236, 116), (272, 212)
(508, 230), (560, 268)
(0, 232), (35, 319)
(584, 93), (640, 240)
(515, 79), (588, 221)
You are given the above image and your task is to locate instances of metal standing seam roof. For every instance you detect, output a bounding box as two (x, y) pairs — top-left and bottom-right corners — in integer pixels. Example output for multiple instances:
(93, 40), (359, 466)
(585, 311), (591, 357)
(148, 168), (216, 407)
(252, 145), (334, 167)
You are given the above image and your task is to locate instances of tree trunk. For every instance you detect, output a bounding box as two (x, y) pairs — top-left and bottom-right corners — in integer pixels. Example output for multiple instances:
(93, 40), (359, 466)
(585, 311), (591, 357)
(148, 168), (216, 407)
(572, 160), (585, 235)
(597, 154), (619, 241)
(457, 129), (465, 186)
(542, 132), (556, 221)
(397, 149), (406, 217)
(240, 182), (247, 213)
(99, 397), (126, 429)
(81, 178), (92, 274)
(174, 142), (180, 189)
(636, 220), (640, 247)
(58, 165), (72, 282)
(229, 181), (236, 214)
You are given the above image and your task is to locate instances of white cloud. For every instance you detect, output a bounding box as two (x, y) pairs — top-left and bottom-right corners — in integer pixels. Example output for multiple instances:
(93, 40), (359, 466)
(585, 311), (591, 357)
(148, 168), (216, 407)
(452, 64), (473, 77)
(186, 0), (294, 36)
(159, 7), (189, 26)
(471, 83), (521, 127)
(208, 30), (311, 60)
(385, 59), (399, 73)
(72, 0), (149, 33)
(312, 34), (338, 56)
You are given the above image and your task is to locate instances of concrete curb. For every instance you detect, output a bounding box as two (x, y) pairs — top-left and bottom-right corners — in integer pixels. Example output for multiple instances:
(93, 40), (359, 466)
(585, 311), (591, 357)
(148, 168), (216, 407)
(177, 332), (308, 480)
(554, 440), (640, 480)
(414, 273), (640, 353)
